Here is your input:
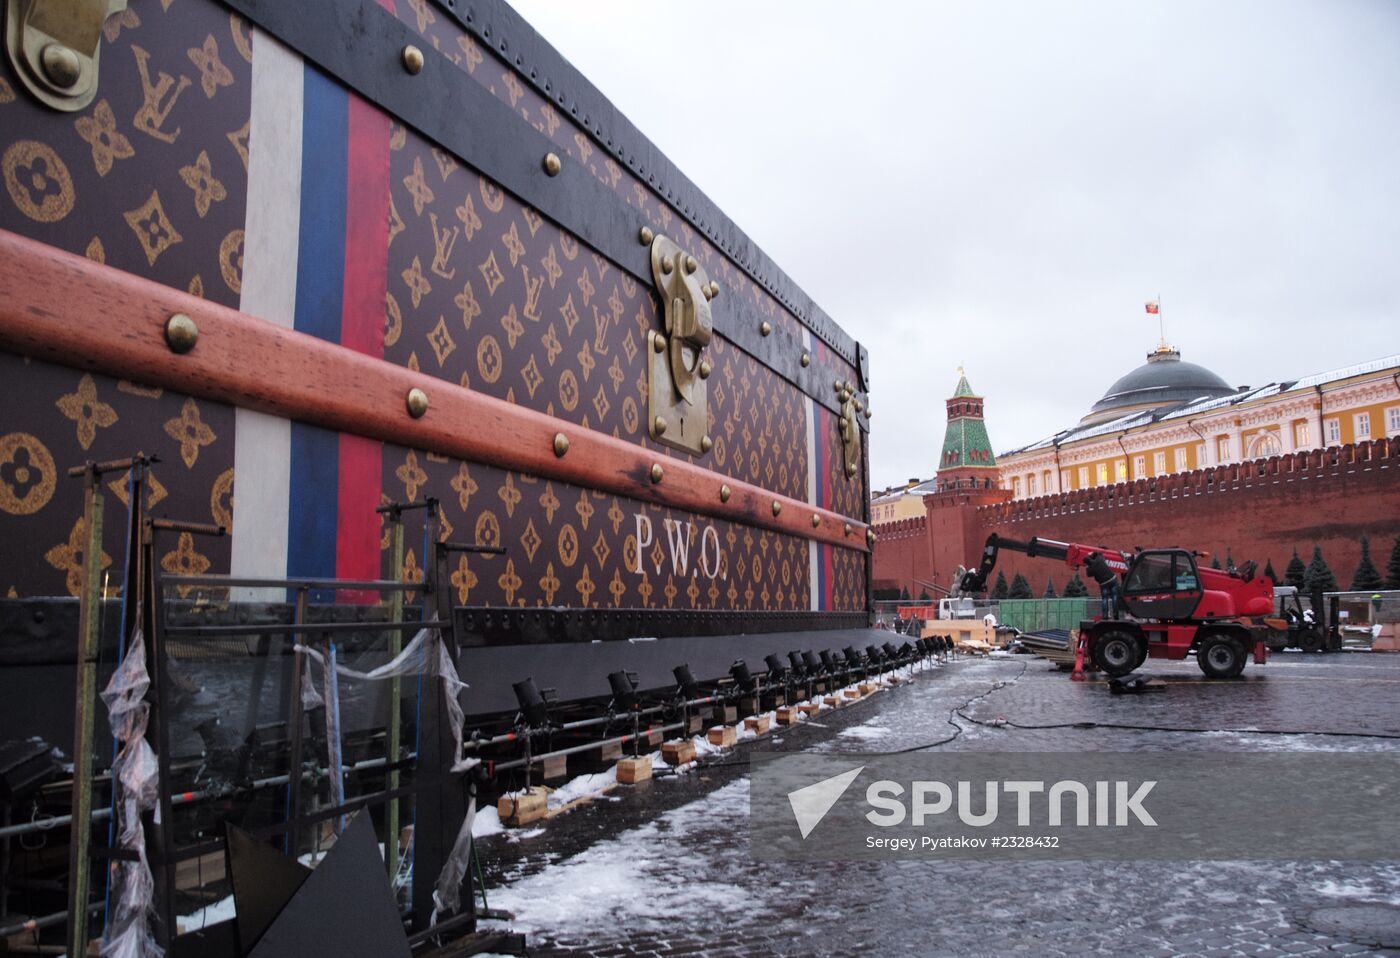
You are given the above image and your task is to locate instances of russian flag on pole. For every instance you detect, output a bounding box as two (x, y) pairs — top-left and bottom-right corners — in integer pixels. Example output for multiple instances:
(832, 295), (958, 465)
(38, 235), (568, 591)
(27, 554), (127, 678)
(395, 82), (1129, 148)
(1145, 301), (1160, 315)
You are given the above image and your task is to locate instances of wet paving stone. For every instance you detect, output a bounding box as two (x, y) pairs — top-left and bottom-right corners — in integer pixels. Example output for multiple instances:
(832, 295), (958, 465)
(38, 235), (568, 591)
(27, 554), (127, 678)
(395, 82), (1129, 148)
(475, 653), (1400, 957)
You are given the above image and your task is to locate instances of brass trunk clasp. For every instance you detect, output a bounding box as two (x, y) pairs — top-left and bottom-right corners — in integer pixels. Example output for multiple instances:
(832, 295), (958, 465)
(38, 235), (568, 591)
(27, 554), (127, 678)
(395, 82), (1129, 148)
(5, 0), (127, 112)
(836, 382), (861, 480)
(647, 233), (714, 456)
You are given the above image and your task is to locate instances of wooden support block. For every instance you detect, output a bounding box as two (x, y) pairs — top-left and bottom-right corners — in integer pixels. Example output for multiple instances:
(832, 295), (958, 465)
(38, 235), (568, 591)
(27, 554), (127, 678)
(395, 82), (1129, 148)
(720, 705), (738, 724)
(662, 740), (697, 765)
(616, 756), (653, 784)
(687, 715), (704, 734)
(737, 696), (759, 717)
(744, 716), (771, 734)
(859, 682), (878, 695)
(888, 675), (903, 685)
(639, 727), (663, 749)
(799, 703), (822, 717)
(498, 785), (550, 826)
(775, 707), (801, 726)
(542, 753), (568, 782)
(824, 696), (842, 708)
(843, 689), (861, 699)
(598, 740), (623, 762)
(707, 725), (737, 747)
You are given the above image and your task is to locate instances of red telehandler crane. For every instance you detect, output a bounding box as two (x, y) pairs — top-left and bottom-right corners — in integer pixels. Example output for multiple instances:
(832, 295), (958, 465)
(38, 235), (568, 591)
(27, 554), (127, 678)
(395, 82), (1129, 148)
(958, 534), (1274, 678)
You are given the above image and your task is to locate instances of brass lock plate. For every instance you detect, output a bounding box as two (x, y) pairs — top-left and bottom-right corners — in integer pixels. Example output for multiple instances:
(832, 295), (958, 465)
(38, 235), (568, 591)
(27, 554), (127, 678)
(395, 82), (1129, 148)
(647, 234), (713, 456)
(5, 0), (127, 112)
(838, 391), (861, 480)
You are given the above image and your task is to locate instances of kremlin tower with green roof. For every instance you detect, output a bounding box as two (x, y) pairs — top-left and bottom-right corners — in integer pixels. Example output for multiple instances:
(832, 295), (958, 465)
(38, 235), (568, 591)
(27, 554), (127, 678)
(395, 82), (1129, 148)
(938, 368), (998, 484)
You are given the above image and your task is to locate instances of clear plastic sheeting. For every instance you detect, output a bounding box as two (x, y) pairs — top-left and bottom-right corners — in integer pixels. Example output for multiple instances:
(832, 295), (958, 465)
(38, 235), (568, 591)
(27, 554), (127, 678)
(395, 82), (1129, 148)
(295, 628), (478, 772)
(294, 628), (481, 916)
(431, 791), (477, 923)
(99, 631), (163, 958)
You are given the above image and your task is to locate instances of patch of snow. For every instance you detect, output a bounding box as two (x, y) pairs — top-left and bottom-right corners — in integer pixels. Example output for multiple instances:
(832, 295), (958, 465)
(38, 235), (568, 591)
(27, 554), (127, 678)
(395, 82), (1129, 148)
(488, 779), (758, 936)
(837, 722), (891, 742)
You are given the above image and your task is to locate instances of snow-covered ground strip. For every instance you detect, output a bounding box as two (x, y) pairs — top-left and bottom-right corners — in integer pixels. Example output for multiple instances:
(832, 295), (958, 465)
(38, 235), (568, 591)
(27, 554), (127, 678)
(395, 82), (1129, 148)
(485, 778), (760, 937)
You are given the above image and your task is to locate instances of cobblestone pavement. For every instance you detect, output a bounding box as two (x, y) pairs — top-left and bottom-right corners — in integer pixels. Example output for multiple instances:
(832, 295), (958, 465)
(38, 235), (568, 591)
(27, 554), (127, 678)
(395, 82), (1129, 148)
(475, 652), (1400, 957)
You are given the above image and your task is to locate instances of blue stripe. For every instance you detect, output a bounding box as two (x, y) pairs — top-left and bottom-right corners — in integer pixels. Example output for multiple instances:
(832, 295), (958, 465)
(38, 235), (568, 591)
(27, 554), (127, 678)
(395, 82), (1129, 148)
(288, 66), (348, 582)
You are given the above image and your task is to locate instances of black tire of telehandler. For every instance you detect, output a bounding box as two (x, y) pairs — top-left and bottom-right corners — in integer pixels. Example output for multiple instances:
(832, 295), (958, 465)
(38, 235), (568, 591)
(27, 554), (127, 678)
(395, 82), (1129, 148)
(1092, 630), (1142, 678)
(1297, 628), (1325, 653)
(1198, 634), (1247, 679)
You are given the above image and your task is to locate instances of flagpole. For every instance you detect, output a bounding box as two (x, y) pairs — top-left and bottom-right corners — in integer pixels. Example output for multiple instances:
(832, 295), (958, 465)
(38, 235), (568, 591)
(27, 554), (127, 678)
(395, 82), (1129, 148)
(1157, 292), (1164, 347)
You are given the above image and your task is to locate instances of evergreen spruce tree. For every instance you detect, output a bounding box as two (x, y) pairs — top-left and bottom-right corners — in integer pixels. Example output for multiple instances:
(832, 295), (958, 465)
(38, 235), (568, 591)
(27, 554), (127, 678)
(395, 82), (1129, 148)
(899, 586), (910, 601)
(1285, 549), (1306, 589)
(1263, 559), (1278, 586)
(1044, 577), (1057, 599)
(918, 588), (931, 601)
(1210, 554), (1222, 570)
(1009, 573), (1033, 599)
(1349, 536), (1383, 592)
(1387, 536), (1400, 590)
(1063, 573), (1088, 597)
(1303, 545), (1338, 595)
(991, 570), (1009, 600)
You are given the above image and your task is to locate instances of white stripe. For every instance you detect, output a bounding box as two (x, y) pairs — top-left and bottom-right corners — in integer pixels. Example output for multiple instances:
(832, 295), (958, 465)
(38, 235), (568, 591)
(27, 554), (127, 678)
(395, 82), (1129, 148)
(803, 328), (819, 611)
(231, 31), (303, 589)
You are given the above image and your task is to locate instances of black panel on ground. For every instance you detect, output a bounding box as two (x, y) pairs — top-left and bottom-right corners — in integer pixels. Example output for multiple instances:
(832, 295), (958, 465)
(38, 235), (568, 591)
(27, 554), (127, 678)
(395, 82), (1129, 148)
(249, 812), (410, 958)
(227, 823), (312, 954)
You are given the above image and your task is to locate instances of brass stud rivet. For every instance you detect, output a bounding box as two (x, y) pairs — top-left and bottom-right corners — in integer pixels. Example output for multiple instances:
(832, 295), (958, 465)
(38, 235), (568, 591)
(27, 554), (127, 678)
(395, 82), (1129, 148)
(553, 432), (570, 457)
(650, 463), (664, 484)
(833, 379), (843, 392)
(719, 484), (731, 503)
(866, 408), (872, 418)
(867, 528), (877, 546)
(543, 152), (562, 176)
(702, 285), (714, 301)
(661, 255), (674, 274)
(684, 255), (697, 274)
(844, 522), (853, 536)
(406, 387), (429, 418)
(164, 313), (198, 354)
(639, 226), (654, 245)
(701, 435), (713, 453)
(771, 501), (782, 517)
(854, 398), (863, 412)
(40, 43), (81, 89)
(698, 360), (712, 379)
(709, 281), (720, 299)
(402, 45), (424, 75)
(760, 321), (772, 337)
(800, 352), (811, 367)
(652, 331), (666, 354)
(811, 514), (821, 528)
(654, 415), (668, 435)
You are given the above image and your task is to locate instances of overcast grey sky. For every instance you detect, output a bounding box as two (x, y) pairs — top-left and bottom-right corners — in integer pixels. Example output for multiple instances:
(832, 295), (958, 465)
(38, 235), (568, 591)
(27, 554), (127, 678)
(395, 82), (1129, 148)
(511, 0), (1400, 492)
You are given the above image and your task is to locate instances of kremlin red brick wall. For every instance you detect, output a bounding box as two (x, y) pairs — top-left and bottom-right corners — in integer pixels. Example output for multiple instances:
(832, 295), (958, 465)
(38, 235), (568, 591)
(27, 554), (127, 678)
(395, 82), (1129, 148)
(873, 438), (1400, 596)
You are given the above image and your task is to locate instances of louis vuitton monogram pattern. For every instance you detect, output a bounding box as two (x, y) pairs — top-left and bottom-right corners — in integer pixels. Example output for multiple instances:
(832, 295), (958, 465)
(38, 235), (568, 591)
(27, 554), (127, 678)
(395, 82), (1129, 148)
(381, 441), (811, 611)
(387, 4), (866, 510)
(0, 353), (231, 597)
(386, 125), (810, 503)
(0, 4), (248, 598)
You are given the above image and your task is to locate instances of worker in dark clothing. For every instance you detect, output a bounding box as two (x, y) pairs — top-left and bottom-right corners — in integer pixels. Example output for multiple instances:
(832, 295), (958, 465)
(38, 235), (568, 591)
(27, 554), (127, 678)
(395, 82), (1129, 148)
(1085, 551), (1120, 620)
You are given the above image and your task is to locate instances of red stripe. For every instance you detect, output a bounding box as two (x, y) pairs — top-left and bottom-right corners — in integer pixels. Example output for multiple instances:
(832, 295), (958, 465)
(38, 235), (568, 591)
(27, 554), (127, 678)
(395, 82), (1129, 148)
(336, 93), (390, 591)
(821, 404), (835, 609)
